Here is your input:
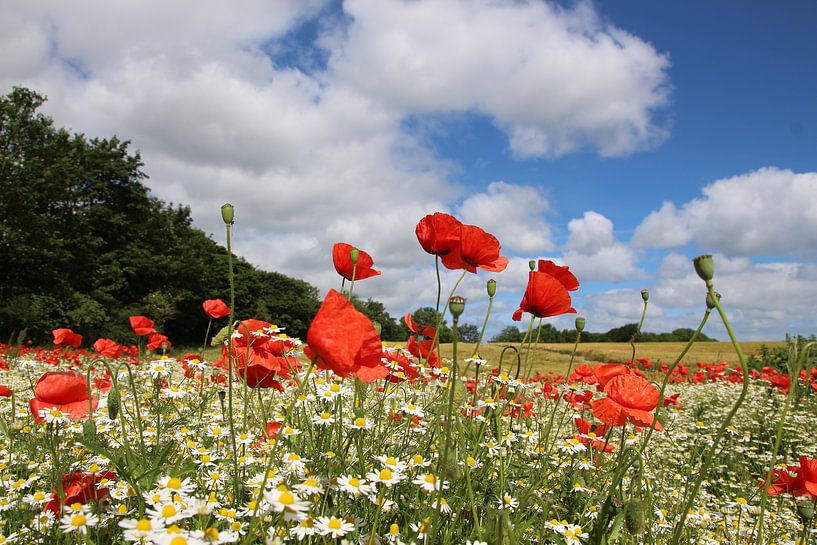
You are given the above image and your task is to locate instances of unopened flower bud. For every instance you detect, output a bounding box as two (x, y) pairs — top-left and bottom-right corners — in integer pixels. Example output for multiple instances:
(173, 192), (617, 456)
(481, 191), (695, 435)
(693, 254), (715, 282)
(83, 418), (97, 440)
(624, 498), (645, 535)
(641, 289), (650, 302)
(487, 279), (497, 297)
(449, 296), (466, 319)
(706, 291), (721, 310)
(528, 260), (536, 271)
(575, 317), (586, 332)
(217, 390), (226, 403)
(372, 321), (382, 335)
(350, 247), (359, 265)
(797, 503), (815, 521)
(107, 387), (121, 420)
(221, 203), (235, 225)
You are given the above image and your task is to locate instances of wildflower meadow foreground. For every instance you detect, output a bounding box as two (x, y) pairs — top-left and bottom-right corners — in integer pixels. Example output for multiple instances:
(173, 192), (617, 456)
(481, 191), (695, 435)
(0, 208), (815, 545)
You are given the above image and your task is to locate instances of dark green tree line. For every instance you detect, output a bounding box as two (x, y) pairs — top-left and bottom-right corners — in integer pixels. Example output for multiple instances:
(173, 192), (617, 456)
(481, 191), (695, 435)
(0, 87), (319, 345)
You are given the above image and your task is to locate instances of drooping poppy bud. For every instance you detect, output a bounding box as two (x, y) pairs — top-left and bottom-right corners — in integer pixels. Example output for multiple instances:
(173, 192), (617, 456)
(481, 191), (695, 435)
(107, 387), (121, 420)
(625, 498), (645, 535)
(221, 203), (235, 225)
(486, 279), (496, 297)
(693, 254), (714, 282)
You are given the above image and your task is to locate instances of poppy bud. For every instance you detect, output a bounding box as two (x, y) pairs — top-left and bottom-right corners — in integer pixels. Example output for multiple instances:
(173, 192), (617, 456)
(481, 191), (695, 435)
(706, 291), (721, 310)
(624, 498), (645, 535)
(107, 387), (121, 420)
(487, 279), (497, 297)
(221, 203), (235, 225)
(640, 289), (649, 302)
(528, 260), (536, 271)
(575, 317), (586, 332)
(449, 296), (466, 319)
(797, 503), (815, 521)
(83, 418), (97, 440)
(372, 321), (382, 335)
(349, 247), (359, 265)
(693, 254), (714, 282)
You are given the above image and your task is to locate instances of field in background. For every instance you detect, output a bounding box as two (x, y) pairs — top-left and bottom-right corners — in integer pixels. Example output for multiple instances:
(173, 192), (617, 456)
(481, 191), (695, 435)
(437, 341), (787, 374)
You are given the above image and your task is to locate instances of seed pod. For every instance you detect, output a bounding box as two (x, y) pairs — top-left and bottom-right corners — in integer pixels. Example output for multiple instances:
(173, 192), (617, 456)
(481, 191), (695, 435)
(625, 498), (645, 535)
(83, 418), (97, 440)
(487, 278), (497, 297)
(221, 203), (235, 225)
(107, 387), (121, 420)
(693, 254), (714, 282)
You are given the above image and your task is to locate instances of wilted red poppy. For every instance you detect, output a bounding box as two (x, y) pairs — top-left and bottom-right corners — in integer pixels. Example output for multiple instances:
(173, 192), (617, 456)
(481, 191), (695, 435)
(29, 371), (98, 423)
(332, 243), (380, 281)
(93, 338), (126, 359)
(129, 316), (156, 336)
(591, 374), (662, 431)
(0, 385), (11, 397)
(304, 289), (388, 382)
(52, 328), (83, 348)
(43, 470), (116, 514)
(441, 224), (508, 273)
(202, 299), (231, 319)
(512, 271), (576, 321)
(416, 212), (462, 256)
(146, 332), (171, 351)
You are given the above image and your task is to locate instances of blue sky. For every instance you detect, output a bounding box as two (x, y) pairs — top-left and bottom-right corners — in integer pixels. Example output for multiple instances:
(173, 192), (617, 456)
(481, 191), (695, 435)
(3, 0), (816, 340)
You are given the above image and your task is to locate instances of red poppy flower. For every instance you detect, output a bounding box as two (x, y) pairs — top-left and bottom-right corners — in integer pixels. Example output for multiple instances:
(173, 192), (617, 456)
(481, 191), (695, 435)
(0, 385), (11, 397)
(441, 224), (509, 273)
(573, 417), (615, 453)
(592, 363), (632, 388)
(332, 243), (380, 281)
(146, 332), (171, 351)
(52, 328), (83, 348)
(568, 364), (598, 385)
(416, 212), (462, 256)
(535, 260), (580, 290)
(129, 316), (156, 336)
(767, 457), (817, 498)
(202, 299), (231, 319)
(304, 290), (388, 382)
(29, 371), (98, 423)
(512, 271), (576, 321)
(592, 374), (662, 431)
(93, 338), (126, 359)
(220, 320), (301, 386)
(44, 471), (116, 514)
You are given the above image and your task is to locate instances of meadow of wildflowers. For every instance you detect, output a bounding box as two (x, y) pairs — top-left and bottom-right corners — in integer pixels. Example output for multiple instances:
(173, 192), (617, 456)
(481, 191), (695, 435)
(0, 209), (814, 545)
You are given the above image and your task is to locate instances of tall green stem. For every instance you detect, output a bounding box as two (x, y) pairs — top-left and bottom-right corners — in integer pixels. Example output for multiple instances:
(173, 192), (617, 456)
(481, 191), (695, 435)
(224, 221), (240, 501)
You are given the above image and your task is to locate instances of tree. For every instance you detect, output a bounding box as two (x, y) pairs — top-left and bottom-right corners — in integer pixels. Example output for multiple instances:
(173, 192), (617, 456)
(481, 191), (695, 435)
(491, 326), (524, 343)
(352, 297), (403, 341)
(457, 323), (480, 343)
(0, 87), (320, 344)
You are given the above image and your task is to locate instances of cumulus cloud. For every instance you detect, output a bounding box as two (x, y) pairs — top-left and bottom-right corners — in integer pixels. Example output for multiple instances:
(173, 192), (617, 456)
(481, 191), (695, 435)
(583, 252), (817, 340)
(458, 182), (554, 254)
(562, 211), (646, 281)
(632, 167), (817, 257)
(331, 0), (671, 157)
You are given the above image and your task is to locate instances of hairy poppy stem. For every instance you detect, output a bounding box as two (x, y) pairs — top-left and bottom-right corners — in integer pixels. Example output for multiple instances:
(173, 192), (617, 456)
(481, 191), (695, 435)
(630, 293), (649, 364)
(224, 217), (240, 502)
(669, 284), (749, 545)
(470, 292), (494, 359)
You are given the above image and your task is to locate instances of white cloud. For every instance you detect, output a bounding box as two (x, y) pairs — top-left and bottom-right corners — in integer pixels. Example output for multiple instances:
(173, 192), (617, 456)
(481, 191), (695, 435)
(458, 182), (554, 254)
(331, 0), (671, 157)
(562, 212), (646, 282)
(633, 167), (817, 257)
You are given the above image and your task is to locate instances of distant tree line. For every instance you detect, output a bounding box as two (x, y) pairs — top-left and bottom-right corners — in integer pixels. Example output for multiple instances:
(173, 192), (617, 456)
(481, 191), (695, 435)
(490, 322), (716, 343)
(0, 87), (319, 345)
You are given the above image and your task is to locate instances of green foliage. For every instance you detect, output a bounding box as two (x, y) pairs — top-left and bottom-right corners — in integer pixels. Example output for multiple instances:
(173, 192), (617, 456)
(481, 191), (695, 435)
(491, 325), (525, 343)
(747, 334), (817, 372)
(351, 297), (403, 341)
(0, 87), (319, 344)
(457, 322), (480, 343)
